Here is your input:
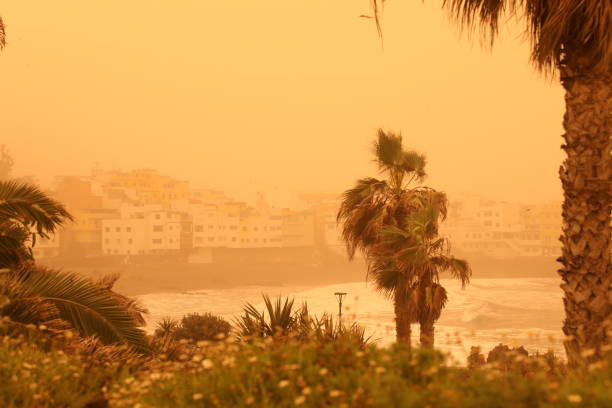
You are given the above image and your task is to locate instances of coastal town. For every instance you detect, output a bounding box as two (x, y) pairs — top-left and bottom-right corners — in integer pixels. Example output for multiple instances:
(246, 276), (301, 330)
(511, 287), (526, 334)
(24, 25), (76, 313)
(34, 168), (562, 263)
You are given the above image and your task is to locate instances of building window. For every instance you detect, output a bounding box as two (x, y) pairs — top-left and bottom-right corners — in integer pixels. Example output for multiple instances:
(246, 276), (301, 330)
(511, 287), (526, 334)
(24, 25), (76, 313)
(155, 214), (161, 220)
(169, 239), (173, 243)
(195, 225), (204, 232)
(208, 237), (214, 242)
(152, 239), (162, 244)
(105, 227), (110, 232)
(242, 227), (247, 231)
(232, 237), (236, 242)
(209, 225), (214, 229)
(126, 227), (132, 233)
(116, 239), (120, 244)
(153, 225), (163, 232)
(116, 227), (121, 232)
(128, 239), (133, 244)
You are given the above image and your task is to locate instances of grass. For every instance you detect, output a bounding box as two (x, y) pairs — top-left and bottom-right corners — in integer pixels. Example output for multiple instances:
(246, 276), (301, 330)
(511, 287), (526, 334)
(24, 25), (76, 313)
(2, 328), (611, 408)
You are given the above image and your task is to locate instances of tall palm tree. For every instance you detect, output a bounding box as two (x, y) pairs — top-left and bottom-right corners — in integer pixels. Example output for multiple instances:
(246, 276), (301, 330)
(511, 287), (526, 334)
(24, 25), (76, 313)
(337, 129), (445, 344)
(370, 195), (471, 348)
(0, 180), (73, 268)
(370, 0), (611, 366)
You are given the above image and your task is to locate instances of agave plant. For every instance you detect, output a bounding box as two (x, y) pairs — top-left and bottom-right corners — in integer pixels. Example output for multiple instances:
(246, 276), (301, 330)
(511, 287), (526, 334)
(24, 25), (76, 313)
(235, 294), (302, 338)
(306, 313), (373, 347)
(1, 266), (150, 353)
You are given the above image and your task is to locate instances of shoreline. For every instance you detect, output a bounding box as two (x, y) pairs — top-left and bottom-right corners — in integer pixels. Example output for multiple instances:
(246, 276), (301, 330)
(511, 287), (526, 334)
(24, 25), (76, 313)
(41, 255), (560, 297)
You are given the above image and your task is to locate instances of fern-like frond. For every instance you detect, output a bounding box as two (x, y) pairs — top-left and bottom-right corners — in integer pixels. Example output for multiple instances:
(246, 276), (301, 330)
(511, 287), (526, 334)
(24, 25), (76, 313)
(8, 266), (150, 353)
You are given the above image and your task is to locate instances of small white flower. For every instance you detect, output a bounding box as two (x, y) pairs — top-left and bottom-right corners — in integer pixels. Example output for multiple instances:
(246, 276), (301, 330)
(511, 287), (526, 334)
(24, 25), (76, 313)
(278, 380), (290, 388)
(202, 359), (214, 369)
(192, 393), (204, 400)
(567, 394), (582, 404)
(294, 395), (306, 405)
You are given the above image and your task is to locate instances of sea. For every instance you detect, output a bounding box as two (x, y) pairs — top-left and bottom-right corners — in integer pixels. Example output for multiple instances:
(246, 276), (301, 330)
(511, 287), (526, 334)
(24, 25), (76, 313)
(138, 277), (565, 364)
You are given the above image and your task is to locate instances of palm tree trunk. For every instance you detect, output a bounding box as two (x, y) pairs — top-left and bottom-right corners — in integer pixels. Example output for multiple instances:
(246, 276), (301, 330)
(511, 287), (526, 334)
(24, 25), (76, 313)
(558, 58), (611, 367)
(393, 291), (411, 345)
(419, 318), (434, 348)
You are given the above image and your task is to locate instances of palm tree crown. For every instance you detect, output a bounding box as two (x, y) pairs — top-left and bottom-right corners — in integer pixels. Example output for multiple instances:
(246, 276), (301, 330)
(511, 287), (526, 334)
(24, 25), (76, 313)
(371, 0), (612, 72)
(337, 129), (437, 260)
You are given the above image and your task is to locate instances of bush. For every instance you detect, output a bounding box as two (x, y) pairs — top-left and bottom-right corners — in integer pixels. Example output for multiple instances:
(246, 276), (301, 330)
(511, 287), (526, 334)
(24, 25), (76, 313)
(158, 313), (232, 342)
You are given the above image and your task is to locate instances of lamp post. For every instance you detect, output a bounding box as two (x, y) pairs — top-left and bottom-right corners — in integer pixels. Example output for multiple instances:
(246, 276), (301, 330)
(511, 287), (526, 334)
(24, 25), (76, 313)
(334, 292), (347, 326)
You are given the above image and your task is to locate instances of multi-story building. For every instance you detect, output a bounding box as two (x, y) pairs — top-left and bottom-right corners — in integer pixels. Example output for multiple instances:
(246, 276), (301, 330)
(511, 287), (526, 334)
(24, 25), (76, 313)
(101, 205), (185, 255)
(92, 168), (190, 209)
(239, 208), (283, 248)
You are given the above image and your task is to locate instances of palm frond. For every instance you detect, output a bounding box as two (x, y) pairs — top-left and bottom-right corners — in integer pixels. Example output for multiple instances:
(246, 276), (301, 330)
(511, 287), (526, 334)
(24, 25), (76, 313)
(441, 0), (612, 71)
(94, 273), (148, 326)
(7, 266), (150, 353)
(0, 235), (31, 268)
(0, 17), (5, 50)
(373, 129), (403, 171)
(0, 180), (73, 235)
(401, 150), (427, 181)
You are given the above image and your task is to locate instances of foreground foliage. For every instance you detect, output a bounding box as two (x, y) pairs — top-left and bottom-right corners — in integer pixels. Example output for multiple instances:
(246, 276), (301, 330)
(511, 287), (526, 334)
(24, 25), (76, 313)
(2, 326), (612, 408)
(1, 267), (150, 353)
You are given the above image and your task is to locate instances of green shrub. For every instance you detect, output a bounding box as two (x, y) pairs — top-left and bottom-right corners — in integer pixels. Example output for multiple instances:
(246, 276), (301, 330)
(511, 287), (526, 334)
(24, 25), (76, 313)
(159, 313), (232, 342)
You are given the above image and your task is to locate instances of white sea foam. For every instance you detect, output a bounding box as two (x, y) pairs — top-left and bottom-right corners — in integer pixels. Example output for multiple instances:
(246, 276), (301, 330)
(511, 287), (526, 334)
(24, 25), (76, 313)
(138, 277), (565, 362)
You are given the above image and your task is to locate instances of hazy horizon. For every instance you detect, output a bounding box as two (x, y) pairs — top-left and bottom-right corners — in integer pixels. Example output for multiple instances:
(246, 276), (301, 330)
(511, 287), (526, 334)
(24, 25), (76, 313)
(1, 1), (565, 208)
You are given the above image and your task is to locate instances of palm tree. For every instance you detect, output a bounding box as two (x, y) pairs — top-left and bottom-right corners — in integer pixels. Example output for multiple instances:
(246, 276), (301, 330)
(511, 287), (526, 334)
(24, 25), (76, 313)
(0, 180), (73, 268)
(337, 129), (445, 344)
(370, 195), (471, 348)
(371, 0), (611, 366)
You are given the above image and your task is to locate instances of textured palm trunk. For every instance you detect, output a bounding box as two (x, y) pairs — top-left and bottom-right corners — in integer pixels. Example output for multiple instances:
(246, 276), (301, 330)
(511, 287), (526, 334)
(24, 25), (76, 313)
(419, 318), (434, 348)
(558, 58), (611, 367)
(393, 288), (411, 345)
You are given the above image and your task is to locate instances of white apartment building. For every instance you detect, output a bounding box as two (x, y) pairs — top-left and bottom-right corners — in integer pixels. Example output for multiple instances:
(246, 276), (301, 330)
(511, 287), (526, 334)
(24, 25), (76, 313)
(102, 205), (183, 255)
(239, 209), (283, 248)
(173, 201), (283, 249)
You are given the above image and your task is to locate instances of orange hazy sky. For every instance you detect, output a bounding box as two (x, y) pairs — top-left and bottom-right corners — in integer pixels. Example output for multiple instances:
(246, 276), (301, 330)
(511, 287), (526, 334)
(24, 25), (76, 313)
(0, 0), (565, 207)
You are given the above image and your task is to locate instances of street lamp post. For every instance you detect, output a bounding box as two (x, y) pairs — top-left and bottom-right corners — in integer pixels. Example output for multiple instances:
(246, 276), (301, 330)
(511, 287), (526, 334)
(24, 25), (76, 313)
(334, 292), (347, 327)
